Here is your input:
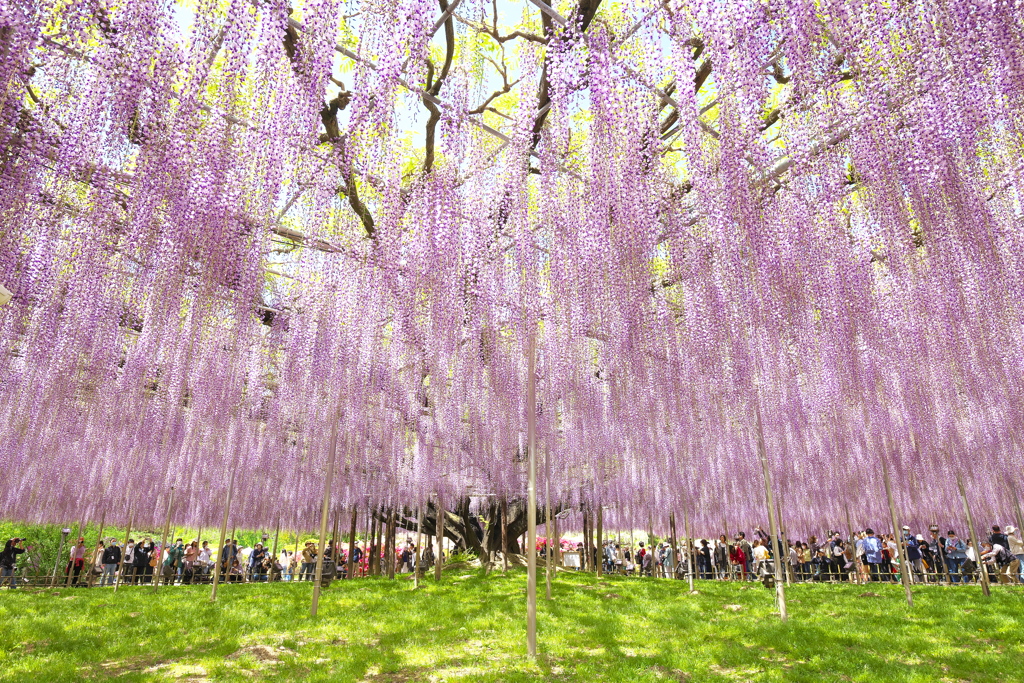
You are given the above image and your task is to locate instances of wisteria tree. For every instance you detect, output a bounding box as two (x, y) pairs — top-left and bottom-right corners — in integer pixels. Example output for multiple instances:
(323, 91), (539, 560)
(0, 0), (1022, 549)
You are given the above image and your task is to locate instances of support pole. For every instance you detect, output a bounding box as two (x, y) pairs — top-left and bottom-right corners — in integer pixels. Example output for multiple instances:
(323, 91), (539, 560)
(881, 458), (913, 606)
(210, 470), (235, 602)
(88, 511), (106, 588)
(414, 506), (423, 588)
(271, 520), (280, 571)
(435, 497), (444, 581)
(153, 487), (175, 592)
(51, 530), (68, 588)
(368, 512), (379, 576)
(669, 513), (679, 580)
(684, 510), (695, 591)
(775, 499), (791, 587)
(957, 474), (990, 597)
(596, 505), (603, 578)
(844, 503), (859, 585)
(526, 328), (538, 658)
(501, 497), (509, 573)
(66, 518), (84, 589)
(311, 416), (340, 617)
(386, 509), (396, 579)
(552, 512), (561, 567)
(544, 446), (553, 599)
(754, 407), (787, 621)
(114, 513), (134, 592)
(348, 507), (358, 580)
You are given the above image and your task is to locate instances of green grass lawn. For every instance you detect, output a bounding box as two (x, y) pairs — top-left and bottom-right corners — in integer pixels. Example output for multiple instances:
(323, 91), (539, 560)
(0, 571), (1021, 682)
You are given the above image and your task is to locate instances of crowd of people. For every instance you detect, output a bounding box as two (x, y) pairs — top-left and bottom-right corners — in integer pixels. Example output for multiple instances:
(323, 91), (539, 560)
(588, 523), (1024, 585)
(2, 520), (1022, 589)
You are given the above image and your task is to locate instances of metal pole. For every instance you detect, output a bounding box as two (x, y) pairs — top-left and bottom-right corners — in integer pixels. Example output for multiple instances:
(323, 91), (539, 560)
(755, 406), (787, 621)
(501, 497), (509, 573)
(311, 415), (340, 617)
(526, 328), (538, 658)
(595, 505), (603, 579)
(210, 469), (235, 602)
(957, 474), (990, 597)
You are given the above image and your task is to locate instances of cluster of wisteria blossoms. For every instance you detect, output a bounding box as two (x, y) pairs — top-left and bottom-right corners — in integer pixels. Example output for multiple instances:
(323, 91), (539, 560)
(0, 0), (1022, 538)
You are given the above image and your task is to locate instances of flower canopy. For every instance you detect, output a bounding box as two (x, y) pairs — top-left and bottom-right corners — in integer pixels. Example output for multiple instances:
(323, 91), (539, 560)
(1, 0), (1022, 535)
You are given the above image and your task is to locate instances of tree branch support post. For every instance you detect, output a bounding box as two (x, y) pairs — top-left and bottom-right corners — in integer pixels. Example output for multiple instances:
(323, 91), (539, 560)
(311, 416), (340, 617)
(211, 470), (235, 602)
(545, 446), (554, 599)
(348, 507), (358, 581)
(755, 407), (787, 621)
(435, 497), (444, 581)
(684, 510), (694, 592)
(114, 513), (134, 592)
(414, 506), (423, 588)
(669, 513), (679, 580)
(501, 497), (509, 573)
(154, 487), (175, 592)
(882, 458), (913, 606)
(957, 474), (990, 597)
(526, 327), (538, 658)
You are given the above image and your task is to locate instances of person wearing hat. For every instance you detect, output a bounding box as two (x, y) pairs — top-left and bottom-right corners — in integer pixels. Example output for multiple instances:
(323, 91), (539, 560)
(1005, 526), (1024, 584)
(901, 527), (923, 582)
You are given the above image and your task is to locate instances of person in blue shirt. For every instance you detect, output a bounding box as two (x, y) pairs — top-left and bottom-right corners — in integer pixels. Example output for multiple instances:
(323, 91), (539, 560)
(944, 531), (968, 583)
(862, 529), (884, 581)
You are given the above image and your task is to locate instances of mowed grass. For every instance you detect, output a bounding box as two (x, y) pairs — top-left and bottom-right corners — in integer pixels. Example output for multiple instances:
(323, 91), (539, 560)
(0, 571), (1021, 682)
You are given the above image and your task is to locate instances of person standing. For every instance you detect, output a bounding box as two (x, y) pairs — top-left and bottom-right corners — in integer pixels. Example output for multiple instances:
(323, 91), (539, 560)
(101, 541), (121, 587)
(862, 529), (883, 581)
(737, 533), (753, 580)
(944, 531), (967, 583)
(751, 539), (769, 578)
(714, 537), (729, 580)
(1, 538), (26, 589)
(300, 542), (316, 580)
(122, 539), (136, 585)
(928, 525), (947, 583)
(163, 539), (184, 585)
(134, 538), (154, 584)
(66, 537), (87, 586)
(197, 541), (212, 580)
(1003, 526), (1023, 584)
(249, 543), (268, 582)
(902, 528), (923, 583)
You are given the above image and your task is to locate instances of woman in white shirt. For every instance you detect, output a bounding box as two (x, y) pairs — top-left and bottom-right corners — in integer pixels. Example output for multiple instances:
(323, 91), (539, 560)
(751, 540), (769, 577)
